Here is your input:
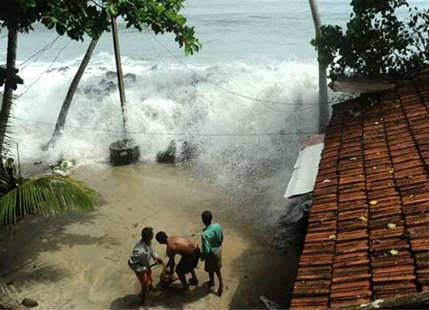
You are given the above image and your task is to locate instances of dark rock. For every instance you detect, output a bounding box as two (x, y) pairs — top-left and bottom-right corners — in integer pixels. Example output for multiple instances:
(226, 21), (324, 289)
(156, 140), (177, 164)
(82, 85), (103, 98)
(177, 141), (198, 162)
(124, 73), (136, 84)
(103, 80), (116, 94)
(57, 66), (69, 72)
(156, 140), (198, 164)
(47, 66), (69, 73)
(106, 71), (116, 79)
(21, 298), (38, 308)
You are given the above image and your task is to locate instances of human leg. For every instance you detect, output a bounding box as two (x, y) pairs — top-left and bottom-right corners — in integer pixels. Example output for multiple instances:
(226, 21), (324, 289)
(215, 269), (223, 296)
(189, 269), (198, 285)
(140, 287), (148, 305)
(204, 272), (215, 288)
(176, 256), (190, 290)
(177, 270), (189, 290)
(135, 270), (152, 305)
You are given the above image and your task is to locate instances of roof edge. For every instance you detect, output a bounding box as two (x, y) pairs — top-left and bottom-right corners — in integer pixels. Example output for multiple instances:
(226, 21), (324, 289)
(328, 291), (429, 310)
(329, 78), (398, 94)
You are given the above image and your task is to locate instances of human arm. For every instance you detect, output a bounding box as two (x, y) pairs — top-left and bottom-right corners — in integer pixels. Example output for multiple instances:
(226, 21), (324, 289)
(200, 234), (210, 261)
(151, 245), (163, 265)
(166, 250), (176, 273)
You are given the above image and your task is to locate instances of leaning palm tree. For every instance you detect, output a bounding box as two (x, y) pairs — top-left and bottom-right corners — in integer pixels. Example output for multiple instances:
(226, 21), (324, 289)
(43, 36), (100, 150)
(0, 165), (98, 225)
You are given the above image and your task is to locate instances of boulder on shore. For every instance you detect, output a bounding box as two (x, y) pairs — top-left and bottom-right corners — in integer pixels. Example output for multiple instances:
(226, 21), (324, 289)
(156, 140), (177, 164)
(156, 140), (198, 164)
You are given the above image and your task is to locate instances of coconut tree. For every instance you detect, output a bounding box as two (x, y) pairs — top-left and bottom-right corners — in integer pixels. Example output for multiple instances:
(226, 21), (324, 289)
(1, 0), (201, 156)
(0, 0), (200, 223)
(44, 0), (201, 149)
(42, 36), (100, 150)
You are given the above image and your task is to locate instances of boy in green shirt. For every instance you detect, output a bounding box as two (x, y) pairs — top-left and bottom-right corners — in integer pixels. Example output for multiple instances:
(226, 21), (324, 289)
(201, 210), (224, 296)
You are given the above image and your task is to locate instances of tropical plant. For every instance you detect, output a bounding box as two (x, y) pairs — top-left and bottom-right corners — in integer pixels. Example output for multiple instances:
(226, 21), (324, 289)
(43, 36), (100, 150)
(0, 0), (200, 222)
(0, 159), (98, 224)
(312, 0), (429, 82)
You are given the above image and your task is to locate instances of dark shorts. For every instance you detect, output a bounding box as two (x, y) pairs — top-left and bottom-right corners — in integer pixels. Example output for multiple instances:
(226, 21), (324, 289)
(176, 248), (200, 274)
(205, 248), (222, 273)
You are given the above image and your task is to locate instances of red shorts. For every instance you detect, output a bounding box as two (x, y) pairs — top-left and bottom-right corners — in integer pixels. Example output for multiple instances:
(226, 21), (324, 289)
(135, 269), (153, 289)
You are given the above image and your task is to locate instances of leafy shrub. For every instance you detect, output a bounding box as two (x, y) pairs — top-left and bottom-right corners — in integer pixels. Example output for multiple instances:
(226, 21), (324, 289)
(312, 0), (429, 81)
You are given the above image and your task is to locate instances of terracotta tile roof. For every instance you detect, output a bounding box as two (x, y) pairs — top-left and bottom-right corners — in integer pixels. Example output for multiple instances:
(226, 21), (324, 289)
(290, 69), (429, 309)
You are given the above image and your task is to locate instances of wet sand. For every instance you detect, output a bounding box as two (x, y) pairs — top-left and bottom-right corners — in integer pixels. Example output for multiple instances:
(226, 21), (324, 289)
(0, 163), (298, 309)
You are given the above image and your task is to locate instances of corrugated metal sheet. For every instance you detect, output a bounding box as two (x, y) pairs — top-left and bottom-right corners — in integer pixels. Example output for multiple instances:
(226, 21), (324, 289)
(285, 142), (324, 198)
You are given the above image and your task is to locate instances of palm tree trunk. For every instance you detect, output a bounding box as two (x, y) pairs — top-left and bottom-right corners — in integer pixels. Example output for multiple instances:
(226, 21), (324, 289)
(308, 0), (329, 133)
(0, 27), (18, 162)
(43, 36), (99, 150)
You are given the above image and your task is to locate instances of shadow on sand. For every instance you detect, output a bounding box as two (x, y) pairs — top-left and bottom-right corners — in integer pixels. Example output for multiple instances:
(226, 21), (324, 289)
(111, 283), (211, 310)
(0, 207), (118, 288)
(228, 244), (299, 309)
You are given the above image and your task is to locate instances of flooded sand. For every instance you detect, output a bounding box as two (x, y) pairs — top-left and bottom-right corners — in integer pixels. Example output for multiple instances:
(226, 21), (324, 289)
(0, 163), (298, 309)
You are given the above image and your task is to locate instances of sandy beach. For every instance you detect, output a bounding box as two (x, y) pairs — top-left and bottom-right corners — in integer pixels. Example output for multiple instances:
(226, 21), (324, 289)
(0, 163), (298, 309)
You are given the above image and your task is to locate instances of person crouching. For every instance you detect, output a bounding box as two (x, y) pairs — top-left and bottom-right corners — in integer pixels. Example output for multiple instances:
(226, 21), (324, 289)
(155, 231), (200, 290)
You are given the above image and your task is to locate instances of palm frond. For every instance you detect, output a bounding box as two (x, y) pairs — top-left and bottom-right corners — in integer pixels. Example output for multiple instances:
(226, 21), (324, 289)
(0, 175), (98, 224)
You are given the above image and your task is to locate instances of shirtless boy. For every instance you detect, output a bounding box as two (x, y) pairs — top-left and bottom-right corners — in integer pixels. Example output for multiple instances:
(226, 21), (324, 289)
(155, 232), (200, 290)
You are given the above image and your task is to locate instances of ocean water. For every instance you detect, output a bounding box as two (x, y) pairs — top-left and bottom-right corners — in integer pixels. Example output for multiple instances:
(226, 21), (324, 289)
(1, 0), (428, 228)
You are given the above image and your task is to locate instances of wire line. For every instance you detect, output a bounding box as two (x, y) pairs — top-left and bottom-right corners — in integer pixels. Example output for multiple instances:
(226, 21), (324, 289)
(13, 116), (315, 137)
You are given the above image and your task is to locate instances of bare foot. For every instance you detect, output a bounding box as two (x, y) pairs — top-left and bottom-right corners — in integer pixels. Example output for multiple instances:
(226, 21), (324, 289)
(217, 287), (223, 296)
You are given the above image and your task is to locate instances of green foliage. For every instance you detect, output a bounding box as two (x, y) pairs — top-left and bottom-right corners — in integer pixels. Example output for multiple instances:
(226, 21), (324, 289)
(0, 174), (98, 224)
(312, 0), (429, 81)
(0, 66), (23, 90)
(0, 0), (200, 53)
(0, 0), (200, 88)
(104, 0), (201, 55)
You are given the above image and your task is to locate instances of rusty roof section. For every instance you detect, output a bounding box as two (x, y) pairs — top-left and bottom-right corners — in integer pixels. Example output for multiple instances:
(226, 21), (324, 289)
(330, 78), (397, 94)
(290, 69), (429, 310)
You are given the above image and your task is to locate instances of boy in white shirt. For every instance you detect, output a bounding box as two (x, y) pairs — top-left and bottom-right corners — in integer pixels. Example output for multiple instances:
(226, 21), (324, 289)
(128, 227), (163, 305)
